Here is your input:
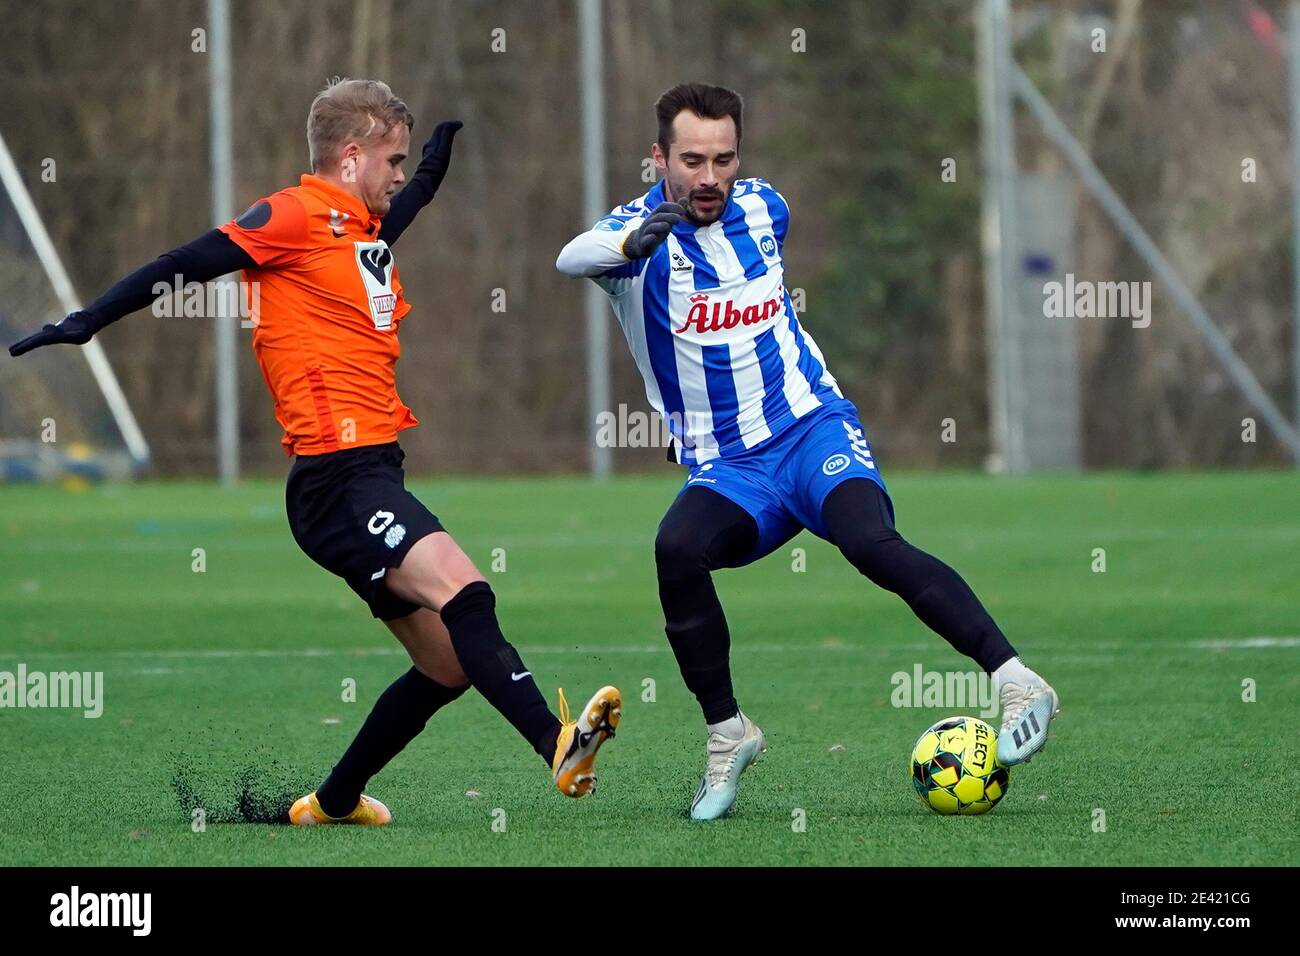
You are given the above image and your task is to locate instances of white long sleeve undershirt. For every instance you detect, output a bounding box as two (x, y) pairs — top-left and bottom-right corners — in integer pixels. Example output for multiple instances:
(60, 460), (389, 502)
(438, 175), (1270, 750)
(554, 218), (643, 278)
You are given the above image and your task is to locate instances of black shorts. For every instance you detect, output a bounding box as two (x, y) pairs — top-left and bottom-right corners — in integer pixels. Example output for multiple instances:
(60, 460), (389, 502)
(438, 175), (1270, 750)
(285, 441), (444, 621)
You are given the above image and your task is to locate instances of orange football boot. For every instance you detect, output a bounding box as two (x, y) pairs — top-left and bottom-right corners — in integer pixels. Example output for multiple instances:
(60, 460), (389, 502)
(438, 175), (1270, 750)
(552, 685), (621, 797)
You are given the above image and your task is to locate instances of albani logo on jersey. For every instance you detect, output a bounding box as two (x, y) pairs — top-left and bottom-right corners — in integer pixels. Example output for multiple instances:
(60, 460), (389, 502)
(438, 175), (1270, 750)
(675, 286), (786, 335)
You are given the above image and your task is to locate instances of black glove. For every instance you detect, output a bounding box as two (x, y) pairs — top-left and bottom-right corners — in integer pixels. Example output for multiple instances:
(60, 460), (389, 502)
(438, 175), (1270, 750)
(9, 310), (102, 357)
(621, 202), (685, 259)
(422, 120), (462, 177)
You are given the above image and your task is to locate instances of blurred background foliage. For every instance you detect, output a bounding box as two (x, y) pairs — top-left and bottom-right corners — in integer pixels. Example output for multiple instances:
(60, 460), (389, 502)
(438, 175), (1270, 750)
(0, 0), (1293, 474)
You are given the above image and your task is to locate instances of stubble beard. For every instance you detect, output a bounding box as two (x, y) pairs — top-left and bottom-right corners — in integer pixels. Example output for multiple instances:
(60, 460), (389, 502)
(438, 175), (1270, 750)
(667, 176), (729, 227)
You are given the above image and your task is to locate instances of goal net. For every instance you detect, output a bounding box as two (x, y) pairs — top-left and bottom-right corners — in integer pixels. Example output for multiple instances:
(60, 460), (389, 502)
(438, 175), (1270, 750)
(0, 129), (148, 483)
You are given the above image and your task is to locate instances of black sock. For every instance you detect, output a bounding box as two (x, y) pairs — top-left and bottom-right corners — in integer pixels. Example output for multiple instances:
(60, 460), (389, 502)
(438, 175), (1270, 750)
(660, 571), (739, 724)
(439, 581), (560, 764)
(316, 667), (467, 818)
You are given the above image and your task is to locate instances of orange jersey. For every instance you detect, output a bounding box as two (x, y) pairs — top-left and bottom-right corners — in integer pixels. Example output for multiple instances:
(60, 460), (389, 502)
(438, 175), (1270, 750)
(220, 174), (417, 456)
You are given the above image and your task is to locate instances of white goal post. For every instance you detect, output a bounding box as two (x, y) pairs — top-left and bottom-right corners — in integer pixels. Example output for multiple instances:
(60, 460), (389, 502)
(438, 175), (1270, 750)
(0, 127), (150, 470)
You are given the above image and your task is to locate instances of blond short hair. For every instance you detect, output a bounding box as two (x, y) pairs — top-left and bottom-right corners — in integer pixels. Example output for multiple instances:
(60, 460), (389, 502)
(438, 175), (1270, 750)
(306, 77), (414, 172)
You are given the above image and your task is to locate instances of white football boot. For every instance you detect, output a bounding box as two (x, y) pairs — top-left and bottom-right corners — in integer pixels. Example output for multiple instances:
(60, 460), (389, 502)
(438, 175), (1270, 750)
(996, 671), (1059, 766)
(689, 712), (767, 821)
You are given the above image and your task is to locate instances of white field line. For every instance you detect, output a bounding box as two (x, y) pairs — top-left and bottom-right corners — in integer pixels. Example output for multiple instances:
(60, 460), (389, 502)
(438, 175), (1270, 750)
(1188, 636), (1300, 649)
(3, 525), (1300, 556)
(0, 637), (1293, 662)
(0, 643), (783, 660)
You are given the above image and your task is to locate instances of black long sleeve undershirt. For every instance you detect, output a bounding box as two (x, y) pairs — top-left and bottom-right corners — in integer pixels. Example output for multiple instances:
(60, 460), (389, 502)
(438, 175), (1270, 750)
(79, 228), (255, 335)
(378, 137), (455, 245)
(81, 157), (447, 336)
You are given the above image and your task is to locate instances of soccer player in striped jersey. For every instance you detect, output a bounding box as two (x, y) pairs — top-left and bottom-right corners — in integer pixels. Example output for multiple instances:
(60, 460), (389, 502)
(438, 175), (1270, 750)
(11, 79), (620, 824)
(557, 83), (1057, 820)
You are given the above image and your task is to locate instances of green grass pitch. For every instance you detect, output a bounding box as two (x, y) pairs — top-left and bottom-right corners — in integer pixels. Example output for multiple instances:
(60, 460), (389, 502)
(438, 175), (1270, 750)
(0, 471), (1296, 866)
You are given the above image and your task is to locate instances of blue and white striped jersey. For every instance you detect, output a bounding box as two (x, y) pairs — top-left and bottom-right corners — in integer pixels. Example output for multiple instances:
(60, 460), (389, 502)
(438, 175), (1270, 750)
(556, 178), (844, 465)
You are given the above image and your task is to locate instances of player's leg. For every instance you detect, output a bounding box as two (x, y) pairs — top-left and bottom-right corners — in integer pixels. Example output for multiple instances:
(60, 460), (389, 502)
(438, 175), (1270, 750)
(822, 478), (1016, 671)
(655, 477), (794, 819)
(385, 530), (620, 796)
(655, 486), (755, 729)
(292, 608), (470, 825)
(783, 406), (1058, 765)
(386, 605), (469, 687)
(286, 444), (617, 811)
(814, 474), (1058, 764)
(287, 445), (460, 825)
(384, 531), (556, 755)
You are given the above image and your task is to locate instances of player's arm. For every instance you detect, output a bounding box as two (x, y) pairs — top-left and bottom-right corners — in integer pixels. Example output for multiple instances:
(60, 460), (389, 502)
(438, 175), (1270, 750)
(8, 229), (256, 357)
(554, 202), (684, 278)
(378, 120), (462, 247)
(10, 189), (307, 357)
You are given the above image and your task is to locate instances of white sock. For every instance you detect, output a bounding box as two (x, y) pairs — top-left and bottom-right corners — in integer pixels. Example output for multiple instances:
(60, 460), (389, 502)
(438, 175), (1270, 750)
(708, 713), (745, 739)
(992, 656), (1038, 692)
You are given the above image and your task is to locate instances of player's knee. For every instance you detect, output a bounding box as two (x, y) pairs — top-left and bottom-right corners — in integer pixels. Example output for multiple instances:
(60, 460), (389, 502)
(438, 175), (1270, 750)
(390, 567), (486, 613)
(389, 542), (486, 610)
(654, 521), (710, 576)
(412, 662), (471, 694)
(838, 528), (906, 585)
(438, 578), (494, 619)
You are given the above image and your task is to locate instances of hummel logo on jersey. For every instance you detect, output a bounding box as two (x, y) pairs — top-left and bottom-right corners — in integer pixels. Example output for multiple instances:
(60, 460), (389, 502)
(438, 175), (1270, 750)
(670, 251), (693, 272)
(842, 420), (875, 469)
(329, 208), (350, 237)
(676, 288), (785, 335)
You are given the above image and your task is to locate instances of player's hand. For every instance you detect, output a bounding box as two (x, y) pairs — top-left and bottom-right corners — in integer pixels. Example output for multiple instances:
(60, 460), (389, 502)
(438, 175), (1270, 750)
(8, 310), (100, 357)
(420, 120), (462, 180)
(621, 202), (685, 259)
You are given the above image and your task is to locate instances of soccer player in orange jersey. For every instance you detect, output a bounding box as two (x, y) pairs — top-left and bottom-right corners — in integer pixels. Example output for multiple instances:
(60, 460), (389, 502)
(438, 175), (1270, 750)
(9, 78), (620, 824)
